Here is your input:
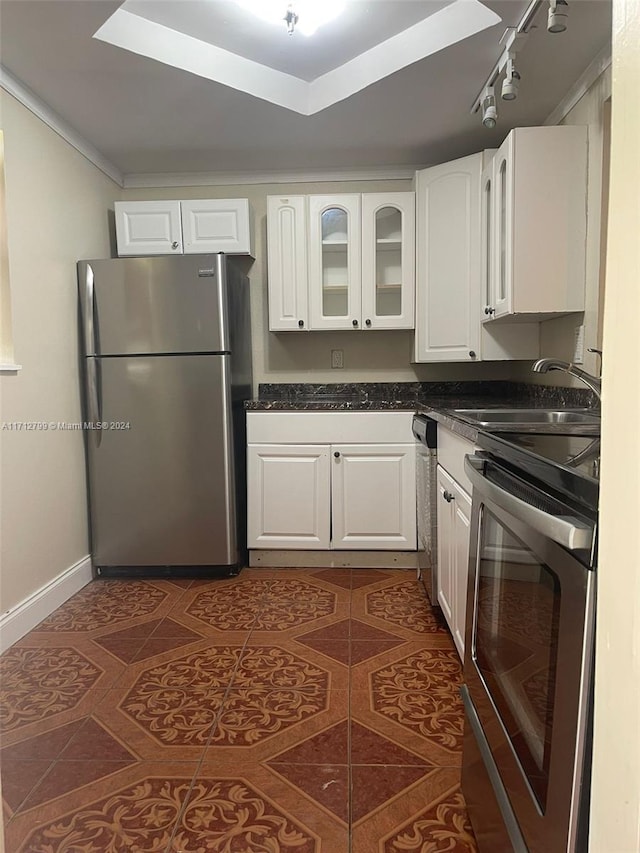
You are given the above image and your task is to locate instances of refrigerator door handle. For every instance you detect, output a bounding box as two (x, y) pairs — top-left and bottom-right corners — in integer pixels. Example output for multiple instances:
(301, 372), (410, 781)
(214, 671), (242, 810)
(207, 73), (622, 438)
(86, 357), (102, 447)
(83, 263), (97, 357)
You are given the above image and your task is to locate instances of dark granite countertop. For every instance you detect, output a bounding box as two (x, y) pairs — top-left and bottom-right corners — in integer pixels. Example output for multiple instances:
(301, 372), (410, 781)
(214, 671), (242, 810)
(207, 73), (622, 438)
(245, 381), (599, 440)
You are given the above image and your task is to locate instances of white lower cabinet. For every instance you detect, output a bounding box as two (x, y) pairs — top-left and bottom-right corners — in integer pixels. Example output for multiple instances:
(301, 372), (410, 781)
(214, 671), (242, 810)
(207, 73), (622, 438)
(436, 466), (456, 627)
(436, 425), (475, 660)
(437, 465), (472, 660)
(247, 412), (416, 552)
(332, 444), (416, 549)
(247, 445), (330, 549)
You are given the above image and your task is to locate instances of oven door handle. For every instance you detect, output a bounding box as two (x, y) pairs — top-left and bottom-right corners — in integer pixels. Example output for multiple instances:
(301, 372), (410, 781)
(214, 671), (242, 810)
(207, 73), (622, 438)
(464, 455), (594, 551)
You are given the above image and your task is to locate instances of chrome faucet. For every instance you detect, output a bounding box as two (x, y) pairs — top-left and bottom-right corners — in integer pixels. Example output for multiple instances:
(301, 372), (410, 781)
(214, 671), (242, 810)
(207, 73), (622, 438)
(531, 357), (602, 402)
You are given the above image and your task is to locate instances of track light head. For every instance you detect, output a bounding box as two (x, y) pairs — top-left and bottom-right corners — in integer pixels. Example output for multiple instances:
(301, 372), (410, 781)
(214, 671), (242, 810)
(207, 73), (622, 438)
(481, 86), (497, 128)
(548, 0), (568, 33)
(501, 56), (520, 101)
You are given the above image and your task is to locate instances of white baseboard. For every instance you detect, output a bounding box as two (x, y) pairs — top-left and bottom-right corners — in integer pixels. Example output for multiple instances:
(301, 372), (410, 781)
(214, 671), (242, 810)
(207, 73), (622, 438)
(249, 550), (418, 569)
(0, 555), (93, 653)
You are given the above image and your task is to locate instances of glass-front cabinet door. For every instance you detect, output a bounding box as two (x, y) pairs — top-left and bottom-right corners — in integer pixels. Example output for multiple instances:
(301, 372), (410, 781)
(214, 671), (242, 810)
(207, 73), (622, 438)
(361, 192), (415, 329)
(308, 195), (361, 330)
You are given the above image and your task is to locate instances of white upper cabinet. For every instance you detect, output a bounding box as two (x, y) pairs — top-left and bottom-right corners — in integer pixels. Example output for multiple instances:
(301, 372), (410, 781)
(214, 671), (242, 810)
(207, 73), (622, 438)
(267, 192), (415, 332)
(413, 149), (540, 363)
(115, 200), (183, 256)
(361, 193), (415, 329)
(267, 196), (308, 331)
(114, 199), (253, 257)
(181, 199), (252, 255)
(308, 194), (362, 330)
(414, 153), (482, 362)
(483, 125), (588, 322)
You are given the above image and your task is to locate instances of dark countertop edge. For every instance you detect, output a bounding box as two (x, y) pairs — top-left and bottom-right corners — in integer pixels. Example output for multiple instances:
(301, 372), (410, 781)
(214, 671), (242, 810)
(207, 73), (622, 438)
(415, 406), (480, 442)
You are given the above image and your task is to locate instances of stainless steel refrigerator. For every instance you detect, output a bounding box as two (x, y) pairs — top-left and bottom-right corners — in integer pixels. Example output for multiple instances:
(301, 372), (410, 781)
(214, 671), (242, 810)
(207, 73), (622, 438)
(77, 253), (252, 578)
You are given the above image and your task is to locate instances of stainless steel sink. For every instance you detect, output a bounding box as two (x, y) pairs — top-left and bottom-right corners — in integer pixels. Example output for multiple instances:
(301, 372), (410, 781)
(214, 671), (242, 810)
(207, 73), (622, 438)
(452, 408), (600, 426)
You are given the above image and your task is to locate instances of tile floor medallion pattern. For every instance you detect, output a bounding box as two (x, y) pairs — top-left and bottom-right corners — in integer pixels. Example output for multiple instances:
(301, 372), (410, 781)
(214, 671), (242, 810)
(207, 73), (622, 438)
(1, 569), (478, 852)
(0, 646), (104, 732)
(370, 649), (464, 752)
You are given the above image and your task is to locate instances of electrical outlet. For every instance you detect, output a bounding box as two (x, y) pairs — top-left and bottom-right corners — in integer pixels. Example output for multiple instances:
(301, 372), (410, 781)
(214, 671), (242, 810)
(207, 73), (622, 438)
(331, 349), (344, 369)
(573, 325), (585, 363)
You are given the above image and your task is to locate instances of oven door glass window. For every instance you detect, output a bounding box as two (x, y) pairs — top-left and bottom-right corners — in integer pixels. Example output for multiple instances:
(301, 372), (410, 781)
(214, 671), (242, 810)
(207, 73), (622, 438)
(473, 508), (561, 810)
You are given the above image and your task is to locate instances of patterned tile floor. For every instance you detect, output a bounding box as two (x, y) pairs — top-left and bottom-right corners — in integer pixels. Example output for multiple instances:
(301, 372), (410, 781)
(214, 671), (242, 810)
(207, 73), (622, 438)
(0, 568), (478, 852)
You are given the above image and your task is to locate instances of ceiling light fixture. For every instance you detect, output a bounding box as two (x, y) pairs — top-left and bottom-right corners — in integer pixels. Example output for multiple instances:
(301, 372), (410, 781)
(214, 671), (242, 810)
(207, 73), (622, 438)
(548, 0), (569, 33)
(235, 1), (345, 37)
(284, 5), (298, 35)
(481, 86), (498, 128)
(501, 53), (521, 100)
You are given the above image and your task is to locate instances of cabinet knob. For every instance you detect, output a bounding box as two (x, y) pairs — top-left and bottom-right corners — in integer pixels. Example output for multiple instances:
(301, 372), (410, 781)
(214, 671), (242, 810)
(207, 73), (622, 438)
(171, 241), (179, 250)
(298, 319), (304, 328)
(469, 350), (476, 359)
(352, 319), (359, 328)
(443, 490), (455, 503)
(484, 306), (495, 315)
(334, 451), (340, 459)
(365, 319), (372, 327)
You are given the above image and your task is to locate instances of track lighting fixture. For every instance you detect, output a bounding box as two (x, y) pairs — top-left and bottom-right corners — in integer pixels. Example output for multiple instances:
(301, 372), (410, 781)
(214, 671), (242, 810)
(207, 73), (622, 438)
(481, 86), (498, 128)
(548, 0), (569, 33)
(501, 55), (521, 101)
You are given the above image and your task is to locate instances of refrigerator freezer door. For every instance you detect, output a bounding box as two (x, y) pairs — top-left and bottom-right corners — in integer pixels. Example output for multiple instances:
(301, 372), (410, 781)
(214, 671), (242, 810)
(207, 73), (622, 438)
(78, 255), (229, 356)
(87, 354), (236, 567)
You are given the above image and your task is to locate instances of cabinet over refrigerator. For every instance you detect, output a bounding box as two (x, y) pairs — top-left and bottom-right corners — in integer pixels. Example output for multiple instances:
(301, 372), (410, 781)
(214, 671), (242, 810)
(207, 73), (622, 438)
(77, 254), (252, 578)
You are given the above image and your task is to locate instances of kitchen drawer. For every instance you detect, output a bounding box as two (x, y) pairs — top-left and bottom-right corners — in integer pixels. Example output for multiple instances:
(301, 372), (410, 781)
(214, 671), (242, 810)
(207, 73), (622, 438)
(437, 425), (476, 495)
(247, 411), (414, 444)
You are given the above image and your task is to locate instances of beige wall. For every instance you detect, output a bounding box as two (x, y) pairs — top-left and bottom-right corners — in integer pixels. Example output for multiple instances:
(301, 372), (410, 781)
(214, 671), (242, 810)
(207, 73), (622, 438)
(0, 92), (120, 613)
(123, 182), (517, 390)
(510, 64), (612, 390)
(589, 0), (640, 847)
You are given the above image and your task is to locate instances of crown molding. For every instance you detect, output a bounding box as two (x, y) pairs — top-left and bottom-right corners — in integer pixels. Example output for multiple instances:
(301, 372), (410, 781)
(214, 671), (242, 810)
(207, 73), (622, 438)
(545, 43), (612, 127)
(0, 65), (124, 187)
(0, 66), (417, 190)
(123, 167), (419, 189)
